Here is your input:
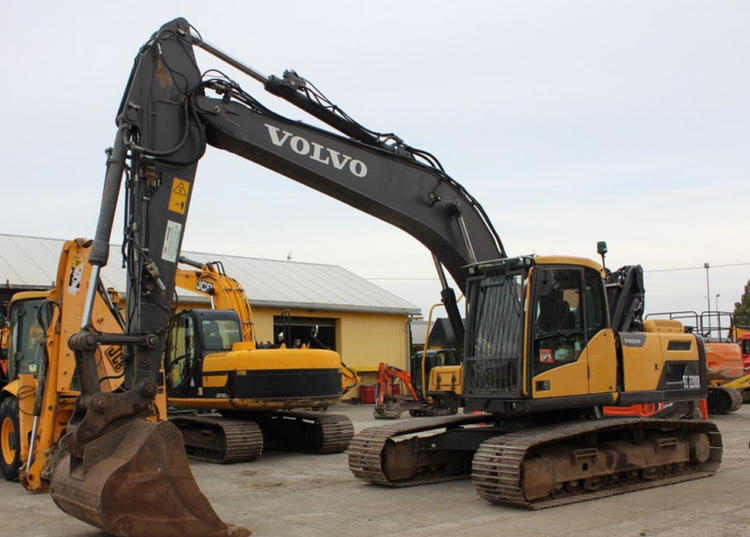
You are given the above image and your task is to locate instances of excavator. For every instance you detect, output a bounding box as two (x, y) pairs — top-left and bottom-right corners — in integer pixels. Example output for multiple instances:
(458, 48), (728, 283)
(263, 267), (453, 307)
(167, 257), (356, 462)
(350, 256), (719, 507)
(47, 18), (722, 537)
(372, 362), (443, 419)
(373, 351), (461, 419)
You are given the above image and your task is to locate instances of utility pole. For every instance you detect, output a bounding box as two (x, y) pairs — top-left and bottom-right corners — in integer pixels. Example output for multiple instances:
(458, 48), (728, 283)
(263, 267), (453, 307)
(704, 262), (711, 312)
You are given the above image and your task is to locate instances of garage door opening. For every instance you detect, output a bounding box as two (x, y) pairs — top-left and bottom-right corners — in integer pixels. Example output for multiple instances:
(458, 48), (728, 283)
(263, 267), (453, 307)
(273, 312), (337, 351)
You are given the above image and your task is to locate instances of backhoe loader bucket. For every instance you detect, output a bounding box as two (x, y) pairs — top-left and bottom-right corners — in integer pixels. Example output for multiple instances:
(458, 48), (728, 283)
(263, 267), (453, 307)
(50, 419), (250, 537)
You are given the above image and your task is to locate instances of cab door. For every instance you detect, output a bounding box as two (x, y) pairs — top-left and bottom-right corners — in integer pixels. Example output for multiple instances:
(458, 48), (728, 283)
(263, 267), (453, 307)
(165, 312), (200, 399)
(529, 265), (616, 397)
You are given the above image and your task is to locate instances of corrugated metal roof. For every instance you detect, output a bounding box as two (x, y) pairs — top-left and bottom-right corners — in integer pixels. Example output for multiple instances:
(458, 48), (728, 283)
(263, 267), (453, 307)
(0, 234), (420, 315)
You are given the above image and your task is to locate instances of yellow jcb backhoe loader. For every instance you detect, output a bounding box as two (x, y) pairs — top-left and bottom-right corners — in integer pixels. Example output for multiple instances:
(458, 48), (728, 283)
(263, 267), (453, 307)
(0, 239), (166, 492)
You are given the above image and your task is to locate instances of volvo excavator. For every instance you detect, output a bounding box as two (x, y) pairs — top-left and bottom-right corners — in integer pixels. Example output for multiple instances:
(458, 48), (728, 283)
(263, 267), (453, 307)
(166, 257), (356, 463)
(48, 18), (722, 537)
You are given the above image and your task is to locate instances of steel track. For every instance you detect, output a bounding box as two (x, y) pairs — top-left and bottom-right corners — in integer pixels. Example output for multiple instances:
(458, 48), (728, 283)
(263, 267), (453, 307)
(348, 415), (723, 509)
(472, 418), (723, 508)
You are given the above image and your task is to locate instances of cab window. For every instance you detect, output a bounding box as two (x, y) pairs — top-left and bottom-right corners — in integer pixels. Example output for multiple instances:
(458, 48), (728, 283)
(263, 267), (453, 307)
(532, 267), (584, 375)
(584, 266), (607, 339)
(201, 319), (241, 351)
(8, 299), (45, 380)
(166, 314), (196, 390)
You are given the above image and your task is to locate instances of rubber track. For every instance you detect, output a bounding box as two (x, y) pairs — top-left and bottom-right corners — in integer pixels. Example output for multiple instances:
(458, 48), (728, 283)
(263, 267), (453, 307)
(471, 418), (723, 509)
(348, 414), (492, 486)
(171, 416), (264, 464)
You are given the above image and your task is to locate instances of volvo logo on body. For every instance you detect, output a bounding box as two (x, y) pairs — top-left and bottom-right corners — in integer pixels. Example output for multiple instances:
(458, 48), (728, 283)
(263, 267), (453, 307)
(265, 123), (368, 178)
(621, 334), (646, 347)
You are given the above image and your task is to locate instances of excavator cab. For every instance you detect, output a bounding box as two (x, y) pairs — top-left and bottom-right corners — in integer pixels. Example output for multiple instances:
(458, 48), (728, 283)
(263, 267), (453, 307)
(1, 295), (47, 480)
(409, 348), (460, 394)
(165, 309), (243, 397)
(462, 255), (705, 415)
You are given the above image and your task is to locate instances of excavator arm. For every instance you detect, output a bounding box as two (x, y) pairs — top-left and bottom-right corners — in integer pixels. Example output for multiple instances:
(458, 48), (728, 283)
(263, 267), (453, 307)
(175, 257), (257, 344)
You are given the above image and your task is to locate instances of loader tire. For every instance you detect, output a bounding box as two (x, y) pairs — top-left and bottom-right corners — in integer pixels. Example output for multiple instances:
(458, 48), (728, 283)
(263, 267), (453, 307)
(0, 397), (21, 481)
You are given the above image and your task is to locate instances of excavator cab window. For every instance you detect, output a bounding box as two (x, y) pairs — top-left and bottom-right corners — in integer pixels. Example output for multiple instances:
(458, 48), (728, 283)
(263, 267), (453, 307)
(531, 267), (585, 375)
(464, 269), (525, 395)
(583, 267), (607, 339)
(201, 319), (241, 351)
(165, 313), (197, 392)
(165, 311), (240, 395)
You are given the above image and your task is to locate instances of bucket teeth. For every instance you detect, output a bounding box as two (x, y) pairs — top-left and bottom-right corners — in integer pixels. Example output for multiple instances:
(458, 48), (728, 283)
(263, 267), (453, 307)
(50, 419), (250, 537)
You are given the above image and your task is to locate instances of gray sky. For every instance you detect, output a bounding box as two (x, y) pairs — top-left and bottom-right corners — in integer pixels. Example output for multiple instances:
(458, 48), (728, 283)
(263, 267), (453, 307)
(2, 1), (748, 318)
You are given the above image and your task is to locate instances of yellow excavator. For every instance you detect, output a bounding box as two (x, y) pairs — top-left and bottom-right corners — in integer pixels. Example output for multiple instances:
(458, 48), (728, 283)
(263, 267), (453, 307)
(0, 239), (166, 492)
(166, 257), (356, 462)
(47, 18), (722, 537)
(349, 257), (718, 507)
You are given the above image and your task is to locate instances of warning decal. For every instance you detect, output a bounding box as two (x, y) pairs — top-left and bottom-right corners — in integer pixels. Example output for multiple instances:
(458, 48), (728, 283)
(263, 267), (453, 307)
(168, 177), (190, 214)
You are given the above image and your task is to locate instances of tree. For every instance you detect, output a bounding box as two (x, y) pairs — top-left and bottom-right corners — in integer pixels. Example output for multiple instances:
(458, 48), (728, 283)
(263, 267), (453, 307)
(734, 278), (750, 327)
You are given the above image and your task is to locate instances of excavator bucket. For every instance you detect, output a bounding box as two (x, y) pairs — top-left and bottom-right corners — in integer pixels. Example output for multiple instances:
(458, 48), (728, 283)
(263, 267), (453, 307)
(50, 419), (250, 537)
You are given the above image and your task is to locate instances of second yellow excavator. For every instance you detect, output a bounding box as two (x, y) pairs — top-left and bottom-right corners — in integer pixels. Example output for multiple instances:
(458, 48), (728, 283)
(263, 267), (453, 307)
(165, 257), (356, 463)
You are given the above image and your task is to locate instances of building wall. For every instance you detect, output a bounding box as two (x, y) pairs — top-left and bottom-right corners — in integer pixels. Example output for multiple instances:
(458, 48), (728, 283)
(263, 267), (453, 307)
(338, 311), (410, 382)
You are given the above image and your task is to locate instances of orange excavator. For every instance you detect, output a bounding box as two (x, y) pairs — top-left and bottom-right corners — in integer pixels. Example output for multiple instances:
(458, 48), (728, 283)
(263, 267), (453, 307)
(373, 363), (425, 419)
(373, 354), (460, 419)
(48, 18), (722, 536)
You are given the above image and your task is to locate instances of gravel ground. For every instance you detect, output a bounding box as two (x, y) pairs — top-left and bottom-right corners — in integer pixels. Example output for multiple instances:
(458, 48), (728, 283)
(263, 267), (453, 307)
(1, 403), (748, 537)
